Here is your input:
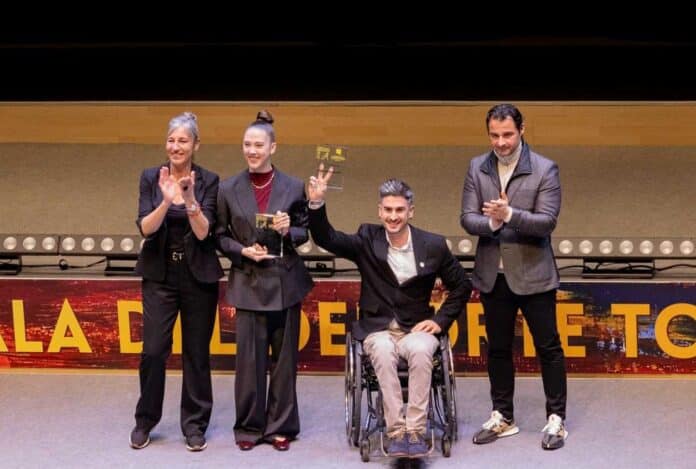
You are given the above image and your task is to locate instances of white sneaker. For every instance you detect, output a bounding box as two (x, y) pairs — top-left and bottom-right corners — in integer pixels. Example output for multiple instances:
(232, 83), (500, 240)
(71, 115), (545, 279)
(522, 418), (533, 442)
(472, 410), (519, 444)
(541, 414), (568, 450)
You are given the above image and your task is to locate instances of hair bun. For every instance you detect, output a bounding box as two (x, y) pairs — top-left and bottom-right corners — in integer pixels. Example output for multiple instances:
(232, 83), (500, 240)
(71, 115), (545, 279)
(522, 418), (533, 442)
(256, 110), (274, 125)
(182, 111), (198, 122)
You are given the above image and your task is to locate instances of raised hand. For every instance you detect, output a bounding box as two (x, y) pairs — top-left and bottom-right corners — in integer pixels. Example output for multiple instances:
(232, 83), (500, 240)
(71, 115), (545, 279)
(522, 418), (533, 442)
(178, 170), (196, 203)
(158, 166), (178, 204)
(308, 163), (334, 202)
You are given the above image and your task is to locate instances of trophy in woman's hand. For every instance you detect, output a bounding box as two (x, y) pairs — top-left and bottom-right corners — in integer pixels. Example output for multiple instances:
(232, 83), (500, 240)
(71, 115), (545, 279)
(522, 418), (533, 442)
(255, 213), (283, 257)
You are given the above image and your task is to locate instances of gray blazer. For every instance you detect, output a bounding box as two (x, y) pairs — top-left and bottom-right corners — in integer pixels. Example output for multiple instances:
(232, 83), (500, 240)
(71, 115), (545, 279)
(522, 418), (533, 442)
(460, 143), (560, 295)
(216, 168), (314, 310)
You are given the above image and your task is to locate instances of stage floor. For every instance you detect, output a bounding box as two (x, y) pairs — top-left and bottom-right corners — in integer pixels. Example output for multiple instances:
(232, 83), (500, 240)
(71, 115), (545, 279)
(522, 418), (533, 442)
(0, 373), (693, 468)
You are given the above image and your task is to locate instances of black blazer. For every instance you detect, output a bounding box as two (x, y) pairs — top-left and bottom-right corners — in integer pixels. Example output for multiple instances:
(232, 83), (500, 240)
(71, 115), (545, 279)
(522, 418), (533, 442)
(135, 163), (224, 284)
(308, 205), (472, 340)
(216, 168), (314, 311)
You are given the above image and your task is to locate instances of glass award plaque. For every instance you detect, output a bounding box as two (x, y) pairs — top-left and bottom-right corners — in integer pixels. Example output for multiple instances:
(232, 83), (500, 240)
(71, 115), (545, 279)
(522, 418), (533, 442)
(315, 144), (347, 190)
(255, 213), (283, 257)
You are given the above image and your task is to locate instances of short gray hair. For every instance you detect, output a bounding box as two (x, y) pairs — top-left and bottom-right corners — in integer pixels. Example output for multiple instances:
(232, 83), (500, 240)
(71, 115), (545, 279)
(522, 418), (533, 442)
(378, 179), (414, 205)
(167, 112), (200, 141)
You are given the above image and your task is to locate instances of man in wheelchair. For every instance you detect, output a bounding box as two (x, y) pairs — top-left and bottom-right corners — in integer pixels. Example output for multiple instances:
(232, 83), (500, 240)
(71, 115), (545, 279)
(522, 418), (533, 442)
(307, 167), (472, 458)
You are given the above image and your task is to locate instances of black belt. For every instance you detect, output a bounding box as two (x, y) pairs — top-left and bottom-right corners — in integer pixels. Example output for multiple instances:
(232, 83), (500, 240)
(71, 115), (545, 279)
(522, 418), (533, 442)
(170, 251), (184, 262)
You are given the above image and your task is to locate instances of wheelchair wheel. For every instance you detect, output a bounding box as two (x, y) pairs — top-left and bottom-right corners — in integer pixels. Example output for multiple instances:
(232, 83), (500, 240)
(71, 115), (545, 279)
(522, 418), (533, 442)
(360, 439), (370, 462)
(344, 332), (361, 447)
(441, 435), (452, 457)
(440, 337), (458, 441)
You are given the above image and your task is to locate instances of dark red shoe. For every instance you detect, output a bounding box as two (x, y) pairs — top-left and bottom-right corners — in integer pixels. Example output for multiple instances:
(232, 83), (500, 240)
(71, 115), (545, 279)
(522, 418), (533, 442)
(237, 440), (255, 451)
(272, 438), (290, 451)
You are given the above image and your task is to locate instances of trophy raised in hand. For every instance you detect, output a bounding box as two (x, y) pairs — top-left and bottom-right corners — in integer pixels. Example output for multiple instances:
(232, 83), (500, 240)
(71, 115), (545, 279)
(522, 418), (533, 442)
(315, 144), (347, 190)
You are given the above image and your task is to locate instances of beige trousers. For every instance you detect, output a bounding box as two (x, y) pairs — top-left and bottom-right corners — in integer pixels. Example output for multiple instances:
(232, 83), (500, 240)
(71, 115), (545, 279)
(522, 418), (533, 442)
(362, 320), (439, 437)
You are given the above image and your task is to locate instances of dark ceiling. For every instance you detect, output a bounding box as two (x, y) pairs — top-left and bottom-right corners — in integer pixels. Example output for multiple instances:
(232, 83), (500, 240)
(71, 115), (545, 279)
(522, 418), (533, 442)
(2, 25), (694, 101)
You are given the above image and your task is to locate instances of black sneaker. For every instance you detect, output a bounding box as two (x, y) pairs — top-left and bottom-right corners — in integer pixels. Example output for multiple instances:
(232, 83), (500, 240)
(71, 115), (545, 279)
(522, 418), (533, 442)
(541, 414), (568, 450)
(129, 427), (151, 449)
(472, 410), (519, 444)
(186, 434), (207, 452)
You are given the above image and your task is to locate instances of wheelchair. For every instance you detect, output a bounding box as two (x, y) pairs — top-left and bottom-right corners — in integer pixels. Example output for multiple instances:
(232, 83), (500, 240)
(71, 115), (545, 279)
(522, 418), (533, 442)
(344, 330), (458, 462)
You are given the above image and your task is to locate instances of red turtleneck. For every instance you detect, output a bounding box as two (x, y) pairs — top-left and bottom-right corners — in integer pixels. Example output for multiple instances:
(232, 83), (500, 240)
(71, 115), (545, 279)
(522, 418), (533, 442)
(250, 169), (274, 213)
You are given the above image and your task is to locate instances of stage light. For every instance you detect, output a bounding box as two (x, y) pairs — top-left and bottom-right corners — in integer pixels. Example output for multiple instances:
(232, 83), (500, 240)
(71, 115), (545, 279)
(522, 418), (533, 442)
(298, 240), (313, 255)
(61, 237), (76, 252)
(639, 240), (654, 255)
(22, 237), (37, 251)
(3, 236), (17, 251)
(599, 240), (613, 255)
(579, 240), (593, 255)
(619, 240), (634, 255)
(458, 238), (473, 255)
(681, 240), (694, 255)
(42, 237), (56, 251)
(81, 237), (96, 252)
(297, 239), (333, 259)
(100, 237), (114, 252)
(120, 238), (135, 253)
(445, 236), (476, 260)
(298, 236), (336, 277)
(558, 240), (573, 255)
(660, 240), (674, 255)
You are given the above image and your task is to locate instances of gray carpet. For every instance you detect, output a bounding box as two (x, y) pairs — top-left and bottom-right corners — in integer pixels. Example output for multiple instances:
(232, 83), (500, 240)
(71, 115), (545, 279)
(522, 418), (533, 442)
(0, 373), (693, 468)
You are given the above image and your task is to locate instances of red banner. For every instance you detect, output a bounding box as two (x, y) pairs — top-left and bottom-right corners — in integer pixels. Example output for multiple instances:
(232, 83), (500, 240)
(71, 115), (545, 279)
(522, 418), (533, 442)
(0, 278), (695, 373)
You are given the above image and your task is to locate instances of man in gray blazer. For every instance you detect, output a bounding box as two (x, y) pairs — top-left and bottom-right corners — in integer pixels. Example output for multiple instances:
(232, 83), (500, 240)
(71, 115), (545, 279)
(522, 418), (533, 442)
(461, 103), (567, 450)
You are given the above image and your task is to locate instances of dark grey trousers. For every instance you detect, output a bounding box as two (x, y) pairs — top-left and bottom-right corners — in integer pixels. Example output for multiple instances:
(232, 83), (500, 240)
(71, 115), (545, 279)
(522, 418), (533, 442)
(233, 304), (301, 443)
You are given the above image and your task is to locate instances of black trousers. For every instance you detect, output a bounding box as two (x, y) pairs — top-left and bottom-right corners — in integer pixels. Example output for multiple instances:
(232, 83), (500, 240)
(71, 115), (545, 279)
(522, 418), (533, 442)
(135, 256), (218, 436)
(233, 304), (301, 443)
(480, 274), (567, 421)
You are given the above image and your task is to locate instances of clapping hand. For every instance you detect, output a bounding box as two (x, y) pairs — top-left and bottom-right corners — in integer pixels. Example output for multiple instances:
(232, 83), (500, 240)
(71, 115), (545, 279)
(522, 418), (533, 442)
(158, 166), (178, 203)
(308, 163), (334, 202)
(482, 191), (510, 222)
(178, 170), (196, 203)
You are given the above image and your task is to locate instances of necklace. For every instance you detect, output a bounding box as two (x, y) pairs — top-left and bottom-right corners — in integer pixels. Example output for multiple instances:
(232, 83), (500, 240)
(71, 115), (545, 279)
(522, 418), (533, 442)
(251, 171), (274, 189)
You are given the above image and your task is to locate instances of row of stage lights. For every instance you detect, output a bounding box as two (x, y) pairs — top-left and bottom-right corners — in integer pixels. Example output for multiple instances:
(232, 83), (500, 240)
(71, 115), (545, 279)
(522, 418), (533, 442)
(1, 234), (328, 257)
(444, 237), (695, 259)
(1, 235), (142, 256)
(554, 238), (695, 258)
(2, 234), (695, 259)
